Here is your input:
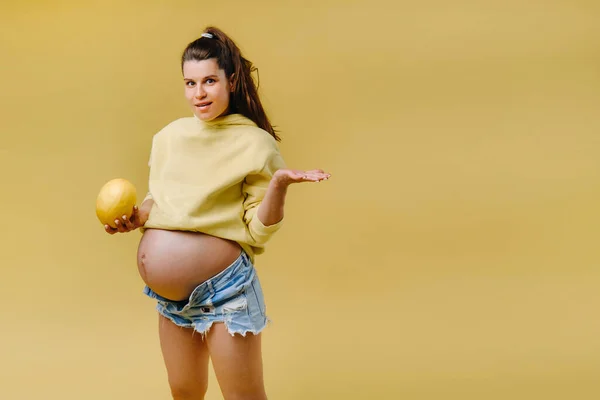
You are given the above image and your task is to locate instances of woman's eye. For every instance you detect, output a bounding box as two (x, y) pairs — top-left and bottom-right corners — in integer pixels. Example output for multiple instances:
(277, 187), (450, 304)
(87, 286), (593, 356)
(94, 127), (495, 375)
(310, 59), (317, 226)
(186, 81), (195, 87)
(206, 79), (215, 84)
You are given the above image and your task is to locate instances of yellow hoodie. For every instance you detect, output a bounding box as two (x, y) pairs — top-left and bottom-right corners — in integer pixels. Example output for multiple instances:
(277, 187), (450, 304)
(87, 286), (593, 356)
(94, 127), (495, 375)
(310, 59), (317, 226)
(142, 113), (286, 261)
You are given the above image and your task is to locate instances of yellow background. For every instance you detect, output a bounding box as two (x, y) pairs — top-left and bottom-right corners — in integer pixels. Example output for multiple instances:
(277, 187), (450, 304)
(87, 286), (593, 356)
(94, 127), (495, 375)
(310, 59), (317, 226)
(1, 1), (599, 399)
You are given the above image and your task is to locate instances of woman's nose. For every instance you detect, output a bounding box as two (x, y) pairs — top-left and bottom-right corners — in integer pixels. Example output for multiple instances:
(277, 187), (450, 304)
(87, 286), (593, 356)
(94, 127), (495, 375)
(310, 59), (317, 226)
(195, 85), (206, 98)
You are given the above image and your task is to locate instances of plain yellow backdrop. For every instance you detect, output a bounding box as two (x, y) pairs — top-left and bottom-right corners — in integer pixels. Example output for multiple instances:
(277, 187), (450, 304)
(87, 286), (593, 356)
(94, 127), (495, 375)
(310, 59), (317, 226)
(1, 1), (599, 399)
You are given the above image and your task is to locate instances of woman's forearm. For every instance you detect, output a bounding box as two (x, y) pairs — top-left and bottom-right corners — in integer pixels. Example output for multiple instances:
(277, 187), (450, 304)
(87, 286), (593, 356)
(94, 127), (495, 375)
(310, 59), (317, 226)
(256, 180), (288, 227)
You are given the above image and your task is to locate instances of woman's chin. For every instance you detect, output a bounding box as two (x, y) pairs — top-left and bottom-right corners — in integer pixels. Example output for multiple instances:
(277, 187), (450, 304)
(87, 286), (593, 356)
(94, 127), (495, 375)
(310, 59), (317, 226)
(195, 111), (214, 121)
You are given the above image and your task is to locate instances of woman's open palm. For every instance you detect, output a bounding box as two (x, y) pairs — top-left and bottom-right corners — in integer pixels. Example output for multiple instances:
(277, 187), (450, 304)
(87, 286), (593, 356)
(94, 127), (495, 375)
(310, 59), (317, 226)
(273, 168), (331, 187)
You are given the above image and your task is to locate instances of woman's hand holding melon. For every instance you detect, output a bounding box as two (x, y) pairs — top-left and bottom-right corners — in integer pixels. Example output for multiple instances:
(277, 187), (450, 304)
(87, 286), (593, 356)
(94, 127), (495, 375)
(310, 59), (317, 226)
(104, 206), (148, 235)
(96, 178), (151, 235)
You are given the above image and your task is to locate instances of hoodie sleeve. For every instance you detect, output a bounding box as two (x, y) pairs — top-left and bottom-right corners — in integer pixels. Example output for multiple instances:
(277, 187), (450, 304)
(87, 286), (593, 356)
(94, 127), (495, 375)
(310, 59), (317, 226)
(242, 148), (287, 247)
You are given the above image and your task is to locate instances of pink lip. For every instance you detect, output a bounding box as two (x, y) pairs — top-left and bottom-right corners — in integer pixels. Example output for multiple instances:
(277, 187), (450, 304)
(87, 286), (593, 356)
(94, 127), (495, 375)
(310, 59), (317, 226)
(195, 102), (212, 107)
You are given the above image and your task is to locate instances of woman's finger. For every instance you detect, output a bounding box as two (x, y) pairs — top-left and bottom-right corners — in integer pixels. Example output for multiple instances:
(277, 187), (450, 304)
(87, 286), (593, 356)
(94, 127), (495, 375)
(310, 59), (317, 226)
(123, 206), (138, 230)
(114, 219), (127, 233)
(304, 172), (330, 182)
(131, 206), (142, 228)
(121, 214), (134, 230)
(104, 224), (117, 235)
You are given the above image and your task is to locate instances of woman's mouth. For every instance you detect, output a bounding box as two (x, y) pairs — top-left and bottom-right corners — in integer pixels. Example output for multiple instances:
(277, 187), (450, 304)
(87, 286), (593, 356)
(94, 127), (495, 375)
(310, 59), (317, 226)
(195, 102), (212, 111)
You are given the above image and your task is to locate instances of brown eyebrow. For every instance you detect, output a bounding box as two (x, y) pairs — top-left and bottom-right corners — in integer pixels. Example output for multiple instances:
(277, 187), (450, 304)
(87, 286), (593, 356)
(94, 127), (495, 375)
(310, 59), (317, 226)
(183, 75), (218, 81)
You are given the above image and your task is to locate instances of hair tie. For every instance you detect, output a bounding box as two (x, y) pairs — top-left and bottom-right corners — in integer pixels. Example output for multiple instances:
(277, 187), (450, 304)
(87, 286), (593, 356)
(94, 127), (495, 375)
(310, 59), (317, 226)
(201, 33), (213, 39)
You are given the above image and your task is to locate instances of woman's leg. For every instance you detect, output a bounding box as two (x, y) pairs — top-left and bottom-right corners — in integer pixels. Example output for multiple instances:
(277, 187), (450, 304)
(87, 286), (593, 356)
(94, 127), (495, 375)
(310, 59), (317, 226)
(158, 314), (210, 400)
(206, 323), (267, 400)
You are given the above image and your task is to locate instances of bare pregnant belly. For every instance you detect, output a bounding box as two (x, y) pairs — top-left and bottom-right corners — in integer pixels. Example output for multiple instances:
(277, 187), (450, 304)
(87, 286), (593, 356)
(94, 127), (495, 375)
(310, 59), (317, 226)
(137, 228), (242, 301)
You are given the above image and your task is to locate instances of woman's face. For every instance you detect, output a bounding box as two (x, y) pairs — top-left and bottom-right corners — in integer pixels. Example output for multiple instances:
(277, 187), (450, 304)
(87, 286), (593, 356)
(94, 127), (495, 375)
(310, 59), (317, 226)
(183, 59), (233, 121)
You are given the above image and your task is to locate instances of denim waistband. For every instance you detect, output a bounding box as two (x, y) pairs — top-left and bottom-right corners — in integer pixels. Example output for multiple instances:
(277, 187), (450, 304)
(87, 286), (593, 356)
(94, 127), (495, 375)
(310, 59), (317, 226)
(146, 250), (254, 307)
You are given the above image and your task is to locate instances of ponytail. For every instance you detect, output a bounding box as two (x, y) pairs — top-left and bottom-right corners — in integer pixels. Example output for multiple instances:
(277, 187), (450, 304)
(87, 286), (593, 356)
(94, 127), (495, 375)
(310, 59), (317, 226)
(181, 27), (280, 142)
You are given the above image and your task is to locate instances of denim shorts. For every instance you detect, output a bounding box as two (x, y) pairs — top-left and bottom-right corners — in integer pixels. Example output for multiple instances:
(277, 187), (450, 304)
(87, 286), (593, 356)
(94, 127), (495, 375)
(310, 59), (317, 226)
(143, 250), (269, 337)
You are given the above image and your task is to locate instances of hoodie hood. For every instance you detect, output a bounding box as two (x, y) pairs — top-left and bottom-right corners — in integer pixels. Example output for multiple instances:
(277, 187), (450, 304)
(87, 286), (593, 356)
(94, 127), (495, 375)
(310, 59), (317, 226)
(193, 113), (258, 129)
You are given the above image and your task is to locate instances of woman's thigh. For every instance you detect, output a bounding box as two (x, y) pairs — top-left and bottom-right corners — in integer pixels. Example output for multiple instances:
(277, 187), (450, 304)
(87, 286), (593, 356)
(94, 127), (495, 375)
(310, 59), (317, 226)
(158, 314), (210, 398)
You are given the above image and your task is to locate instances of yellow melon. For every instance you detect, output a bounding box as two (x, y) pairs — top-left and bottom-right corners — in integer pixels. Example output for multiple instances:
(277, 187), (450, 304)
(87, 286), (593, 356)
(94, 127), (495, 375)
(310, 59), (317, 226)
(96, 178), (137, 228)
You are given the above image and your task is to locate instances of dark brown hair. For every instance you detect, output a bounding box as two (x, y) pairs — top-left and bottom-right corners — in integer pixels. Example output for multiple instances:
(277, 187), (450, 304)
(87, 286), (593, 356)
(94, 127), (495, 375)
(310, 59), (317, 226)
(181, 26), (280, 141)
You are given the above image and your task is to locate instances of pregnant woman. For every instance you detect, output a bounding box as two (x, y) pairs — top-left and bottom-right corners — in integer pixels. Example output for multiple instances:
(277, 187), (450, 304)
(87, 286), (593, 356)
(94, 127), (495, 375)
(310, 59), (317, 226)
(103, 26), (330, 400)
